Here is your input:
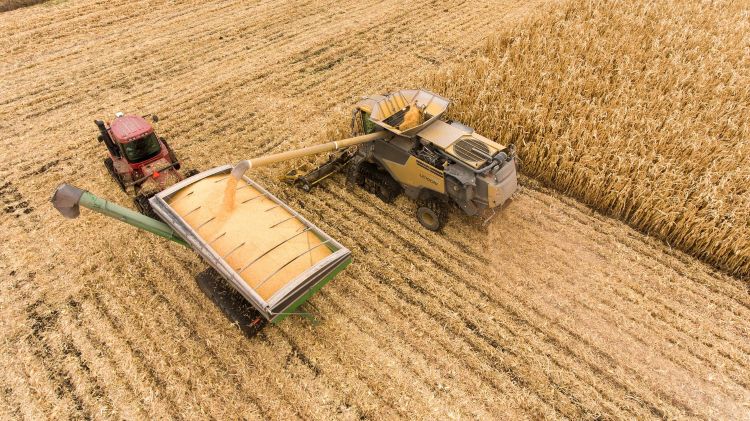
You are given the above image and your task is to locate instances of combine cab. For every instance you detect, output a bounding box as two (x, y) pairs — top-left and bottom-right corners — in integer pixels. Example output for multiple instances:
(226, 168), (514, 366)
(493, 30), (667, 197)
(95, 113), (197, 218)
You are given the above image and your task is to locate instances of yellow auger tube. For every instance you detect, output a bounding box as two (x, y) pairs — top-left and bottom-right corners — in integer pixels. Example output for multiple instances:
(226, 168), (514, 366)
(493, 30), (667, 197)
(230, 131), (387, 179)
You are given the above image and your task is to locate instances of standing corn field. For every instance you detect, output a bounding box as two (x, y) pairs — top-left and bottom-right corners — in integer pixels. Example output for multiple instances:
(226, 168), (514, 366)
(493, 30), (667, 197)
(428, 0), (750, 278)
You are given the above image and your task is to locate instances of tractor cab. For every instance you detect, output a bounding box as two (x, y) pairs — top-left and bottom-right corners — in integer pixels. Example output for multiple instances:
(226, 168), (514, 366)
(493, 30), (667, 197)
(96, 113), (165, 164)
(109, 115), (162, 163)
(95, 112), (193, 218)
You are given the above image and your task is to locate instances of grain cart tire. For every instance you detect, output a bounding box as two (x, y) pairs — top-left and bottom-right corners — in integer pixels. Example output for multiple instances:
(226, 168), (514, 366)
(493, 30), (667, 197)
(104, 157), (126, 192)
(184, 169), (200, 178)
(416, 199), (447, 231)
(196, 268), (268, 338)
(134, 194), (159, 220)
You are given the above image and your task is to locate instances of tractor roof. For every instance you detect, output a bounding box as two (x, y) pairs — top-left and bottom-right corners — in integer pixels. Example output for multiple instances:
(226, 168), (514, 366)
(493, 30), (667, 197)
(110, 115), (153, 142)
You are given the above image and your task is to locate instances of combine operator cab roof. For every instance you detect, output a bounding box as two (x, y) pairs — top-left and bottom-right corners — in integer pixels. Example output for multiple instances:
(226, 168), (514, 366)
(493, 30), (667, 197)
(110, 115), (154, 143)
(359, 89), (450, 138)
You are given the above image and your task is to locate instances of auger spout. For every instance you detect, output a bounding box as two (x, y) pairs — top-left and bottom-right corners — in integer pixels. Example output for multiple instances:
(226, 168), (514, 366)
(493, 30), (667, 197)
(51, 183), (188, 246)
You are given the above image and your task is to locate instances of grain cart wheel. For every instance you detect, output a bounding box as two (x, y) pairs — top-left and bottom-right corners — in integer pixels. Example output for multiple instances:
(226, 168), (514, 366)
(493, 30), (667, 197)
(104, 157), (126, 192)
(134, 194), (159, 220)
(195, 268), (268, 338)
(416, 199), (447, 231)
(184, 169), (200, 178)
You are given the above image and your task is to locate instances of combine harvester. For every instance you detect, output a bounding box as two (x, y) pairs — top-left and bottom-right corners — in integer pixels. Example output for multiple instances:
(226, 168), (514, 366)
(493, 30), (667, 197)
(52, 89), (518, 334)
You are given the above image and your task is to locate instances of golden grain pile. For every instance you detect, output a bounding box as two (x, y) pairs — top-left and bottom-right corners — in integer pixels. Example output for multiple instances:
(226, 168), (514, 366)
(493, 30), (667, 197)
(428, 0), (750, 278)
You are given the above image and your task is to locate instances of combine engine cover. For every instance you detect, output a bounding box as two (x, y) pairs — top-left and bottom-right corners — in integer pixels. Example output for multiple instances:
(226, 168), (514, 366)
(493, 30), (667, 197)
(415, 119), (517, 214)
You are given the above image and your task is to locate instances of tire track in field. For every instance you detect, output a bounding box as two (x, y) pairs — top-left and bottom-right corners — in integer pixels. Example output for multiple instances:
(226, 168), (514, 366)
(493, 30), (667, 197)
(142, 252), (409, 418)
(131, 245), (402, 418)
(310, 184), (705, 417)
(302, 190), (648, 415)
(88, 274), (277, 419)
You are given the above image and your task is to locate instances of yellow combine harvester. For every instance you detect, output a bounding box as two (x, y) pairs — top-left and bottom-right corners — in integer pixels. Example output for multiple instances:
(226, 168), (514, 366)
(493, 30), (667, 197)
(247, 88), (519, 230)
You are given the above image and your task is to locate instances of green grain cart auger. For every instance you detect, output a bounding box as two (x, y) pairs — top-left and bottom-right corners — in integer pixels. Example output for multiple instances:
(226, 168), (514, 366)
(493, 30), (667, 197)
(53, 184), (188, 246)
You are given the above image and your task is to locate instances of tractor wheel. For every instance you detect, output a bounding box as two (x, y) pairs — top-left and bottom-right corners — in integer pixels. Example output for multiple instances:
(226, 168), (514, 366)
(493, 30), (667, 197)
(104, 157), (126, 191)
(416, 198), (447, 231)
(161, 138), (181, 170)
(134, 194), (159, 220)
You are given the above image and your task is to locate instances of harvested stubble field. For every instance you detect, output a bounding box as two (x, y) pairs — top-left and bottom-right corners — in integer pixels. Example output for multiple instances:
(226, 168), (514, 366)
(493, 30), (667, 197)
(0, 0), (749, 419)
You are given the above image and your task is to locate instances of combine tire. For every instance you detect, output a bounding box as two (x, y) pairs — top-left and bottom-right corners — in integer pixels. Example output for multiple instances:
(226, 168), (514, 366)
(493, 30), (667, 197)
(353, 161), (401, 203)
(346, 158), (366, 187)
(104, 157), (126, 191)
(134, 194), (159, 220)
(416, 199), (447, 231)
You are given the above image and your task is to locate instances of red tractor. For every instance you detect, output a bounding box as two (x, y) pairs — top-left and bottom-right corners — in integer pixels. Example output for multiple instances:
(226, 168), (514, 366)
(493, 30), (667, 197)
(95, 113), (197, 218)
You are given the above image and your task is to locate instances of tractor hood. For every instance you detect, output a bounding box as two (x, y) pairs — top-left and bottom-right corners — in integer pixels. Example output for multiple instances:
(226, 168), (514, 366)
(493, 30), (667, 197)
(110, 115), (153, 142)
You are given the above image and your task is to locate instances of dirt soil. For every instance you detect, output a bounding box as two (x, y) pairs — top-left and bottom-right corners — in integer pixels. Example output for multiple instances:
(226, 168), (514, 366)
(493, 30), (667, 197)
(0, 0), (748, 419)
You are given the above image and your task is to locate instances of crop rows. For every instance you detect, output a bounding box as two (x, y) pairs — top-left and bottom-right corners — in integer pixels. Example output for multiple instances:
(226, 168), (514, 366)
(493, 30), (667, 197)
(427, 0), (750, 278)
(1, 0), (748, 419)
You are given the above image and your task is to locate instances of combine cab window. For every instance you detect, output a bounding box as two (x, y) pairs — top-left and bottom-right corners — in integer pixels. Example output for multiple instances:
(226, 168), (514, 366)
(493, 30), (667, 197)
(362, 112), (377, 134)
(122, 133), (161, 162)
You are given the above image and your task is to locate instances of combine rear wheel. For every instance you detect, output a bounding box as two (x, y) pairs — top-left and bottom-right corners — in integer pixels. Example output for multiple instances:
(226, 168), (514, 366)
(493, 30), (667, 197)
(416, 198), (447, 231)
(104, 157), (126, 191)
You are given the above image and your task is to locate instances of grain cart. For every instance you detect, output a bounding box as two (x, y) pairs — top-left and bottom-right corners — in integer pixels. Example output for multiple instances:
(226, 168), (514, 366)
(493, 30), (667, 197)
(95, 113), (197, 218)
(277, 89), (519, 230)
(52, 177), (352, 335)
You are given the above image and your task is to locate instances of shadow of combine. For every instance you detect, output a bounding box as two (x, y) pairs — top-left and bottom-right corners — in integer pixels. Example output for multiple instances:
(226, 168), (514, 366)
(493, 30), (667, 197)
(195, 268), (268, 338)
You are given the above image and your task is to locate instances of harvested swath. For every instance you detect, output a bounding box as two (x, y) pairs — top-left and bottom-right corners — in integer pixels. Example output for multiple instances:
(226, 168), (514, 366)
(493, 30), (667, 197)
(427, 0), (750, 278)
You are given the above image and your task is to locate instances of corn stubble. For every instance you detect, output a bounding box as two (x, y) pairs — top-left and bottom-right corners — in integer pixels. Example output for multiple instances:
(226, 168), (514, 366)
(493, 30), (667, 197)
(428, 0), (750, 278)
(3, 0), (750, 419)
